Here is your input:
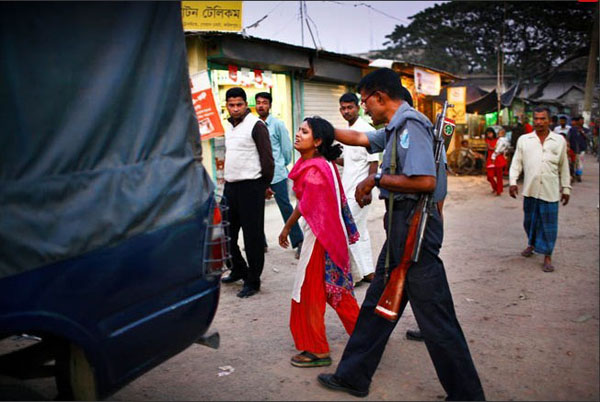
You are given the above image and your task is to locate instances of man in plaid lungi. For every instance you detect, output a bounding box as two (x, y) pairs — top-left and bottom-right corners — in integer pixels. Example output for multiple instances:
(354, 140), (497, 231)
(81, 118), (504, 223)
(509, 106), (571, 272)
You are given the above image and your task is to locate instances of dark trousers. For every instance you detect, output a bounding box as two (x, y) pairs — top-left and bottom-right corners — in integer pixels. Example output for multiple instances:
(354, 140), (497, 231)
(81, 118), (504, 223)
(335, 199), (485, 401)
(223, 178), (267, 290)
(269, 179), (303, 248)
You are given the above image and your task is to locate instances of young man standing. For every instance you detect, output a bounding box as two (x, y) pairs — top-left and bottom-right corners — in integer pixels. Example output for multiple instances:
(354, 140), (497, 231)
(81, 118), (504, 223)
(553, 115), (571, 137)
(336, 92), (379, 284)
(255, 92), (304, 258)
(221, 87), (274, 298)
(509, 107), (571, 273)
(317, 68), (484, 400)
(567, 116), (588, 182)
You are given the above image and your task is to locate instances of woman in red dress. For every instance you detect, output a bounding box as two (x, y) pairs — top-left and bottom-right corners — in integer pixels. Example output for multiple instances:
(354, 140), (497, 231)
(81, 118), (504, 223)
(279, 116), (360, 368)
(485, 128), (506, 195)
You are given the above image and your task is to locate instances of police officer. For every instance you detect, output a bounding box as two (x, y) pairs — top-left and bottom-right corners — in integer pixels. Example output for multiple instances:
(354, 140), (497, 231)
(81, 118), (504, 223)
(317, 68), (485, 400)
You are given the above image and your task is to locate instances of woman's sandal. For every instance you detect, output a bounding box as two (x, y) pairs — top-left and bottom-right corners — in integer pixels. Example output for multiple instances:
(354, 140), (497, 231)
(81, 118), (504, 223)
(290, 351), (332, 367)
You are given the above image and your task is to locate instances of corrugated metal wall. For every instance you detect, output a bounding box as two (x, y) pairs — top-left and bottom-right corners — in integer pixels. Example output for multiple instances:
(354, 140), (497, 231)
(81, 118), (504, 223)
(302, 81), (348, 129)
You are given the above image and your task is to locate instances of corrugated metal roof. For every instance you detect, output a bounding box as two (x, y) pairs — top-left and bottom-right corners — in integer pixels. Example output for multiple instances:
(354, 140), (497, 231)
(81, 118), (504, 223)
(186, 31), (370, 67)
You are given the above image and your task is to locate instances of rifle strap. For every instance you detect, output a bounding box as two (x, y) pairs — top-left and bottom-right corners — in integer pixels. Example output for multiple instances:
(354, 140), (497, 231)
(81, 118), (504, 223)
(384, 129), (397, 283)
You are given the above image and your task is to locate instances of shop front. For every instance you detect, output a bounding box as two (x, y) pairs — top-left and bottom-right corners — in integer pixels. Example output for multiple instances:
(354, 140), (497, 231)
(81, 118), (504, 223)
(185, 32), (369, 192)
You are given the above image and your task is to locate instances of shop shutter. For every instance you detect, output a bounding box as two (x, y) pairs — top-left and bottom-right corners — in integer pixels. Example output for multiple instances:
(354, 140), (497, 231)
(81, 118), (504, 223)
(302, 81), (348, 129)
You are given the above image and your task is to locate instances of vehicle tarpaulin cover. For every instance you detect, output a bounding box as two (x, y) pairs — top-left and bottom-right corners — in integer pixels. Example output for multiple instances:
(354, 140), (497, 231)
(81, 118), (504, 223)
(0, 2), (212, 278)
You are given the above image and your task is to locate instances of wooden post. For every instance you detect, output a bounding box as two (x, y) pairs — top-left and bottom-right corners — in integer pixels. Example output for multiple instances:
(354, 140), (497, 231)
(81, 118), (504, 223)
(583, 3), (598, 126)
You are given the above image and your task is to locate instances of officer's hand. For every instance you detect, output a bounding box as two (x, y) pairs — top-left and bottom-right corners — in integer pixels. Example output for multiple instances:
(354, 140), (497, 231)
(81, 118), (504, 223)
(361, 193), (372, 206)
(509, 185), (518, 198)
(561, 193), (570, 206)
(355, 175), (375, 208)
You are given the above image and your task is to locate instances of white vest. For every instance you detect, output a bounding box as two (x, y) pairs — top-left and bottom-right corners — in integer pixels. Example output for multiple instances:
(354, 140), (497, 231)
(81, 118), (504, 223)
(224, 113), (263, 182)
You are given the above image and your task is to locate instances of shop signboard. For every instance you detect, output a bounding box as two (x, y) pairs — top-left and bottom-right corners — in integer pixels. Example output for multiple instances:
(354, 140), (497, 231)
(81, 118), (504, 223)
(447, 86), (467, 124)
(222, 65), (273, 88)
(414, 67), (441, 96)
(181, 1), (242, 32)
(190, 70), (225, 140)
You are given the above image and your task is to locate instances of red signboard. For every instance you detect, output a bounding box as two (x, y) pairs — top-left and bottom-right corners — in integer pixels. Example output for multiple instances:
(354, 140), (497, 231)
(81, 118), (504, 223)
(190, 71), (225, 140)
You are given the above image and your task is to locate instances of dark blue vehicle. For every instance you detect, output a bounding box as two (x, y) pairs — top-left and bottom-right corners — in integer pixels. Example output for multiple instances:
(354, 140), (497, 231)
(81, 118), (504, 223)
(0, 3), (228, 399)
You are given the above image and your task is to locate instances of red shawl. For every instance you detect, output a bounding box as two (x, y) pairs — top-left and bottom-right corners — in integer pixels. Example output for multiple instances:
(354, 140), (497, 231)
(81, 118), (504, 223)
(288, 157), (351, 271)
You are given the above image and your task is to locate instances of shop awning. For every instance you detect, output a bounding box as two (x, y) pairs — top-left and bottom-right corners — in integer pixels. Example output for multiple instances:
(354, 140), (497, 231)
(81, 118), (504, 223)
(466, 82), (520, 114)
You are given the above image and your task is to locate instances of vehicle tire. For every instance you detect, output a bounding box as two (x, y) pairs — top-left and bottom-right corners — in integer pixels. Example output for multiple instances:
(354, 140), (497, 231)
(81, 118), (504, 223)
(55, 343), (98, 401)
(459, 155), (476, 174)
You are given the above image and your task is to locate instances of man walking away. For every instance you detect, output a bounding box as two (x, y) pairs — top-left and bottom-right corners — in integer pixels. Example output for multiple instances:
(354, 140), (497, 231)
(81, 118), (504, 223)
(509, 106), (571, 273)
(255, 92), (304, 258)
(317, 68), (484, 400)
(568, 116), (587, 182)
(221, 87), (274, 298)
(336, 92), (379, 284)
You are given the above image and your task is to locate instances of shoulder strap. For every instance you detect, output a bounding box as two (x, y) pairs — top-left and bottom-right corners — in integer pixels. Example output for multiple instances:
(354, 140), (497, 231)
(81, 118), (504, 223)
(384, 130), (398, 281)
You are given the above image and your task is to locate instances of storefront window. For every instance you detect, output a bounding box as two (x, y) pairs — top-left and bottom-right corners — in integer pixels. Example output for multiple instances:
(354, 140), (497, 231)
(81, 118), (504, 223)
(205, 67), (294, 194)
(485, 111), (498, 127)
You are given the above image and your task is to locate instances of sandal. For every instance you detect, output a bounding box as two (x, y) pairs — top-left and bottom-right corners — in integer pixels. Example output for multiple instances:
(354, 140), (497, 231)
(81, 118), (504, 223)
(542, 262), (555, 272)
(290, 351), (332, 368)
(521, 247), (534, 257)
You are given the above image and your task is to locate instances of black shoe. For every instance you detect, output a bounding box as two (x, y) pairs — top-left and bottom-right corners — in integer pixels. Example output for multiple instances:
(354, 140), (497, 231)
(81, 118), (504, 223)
(221, 273), (244, 284)
(406, 329), (424, 342)
(294, 241), (303, 260)
(317, 373), (368, 398)
(361, 273), (374, 283)
(237, 286), (259, 298)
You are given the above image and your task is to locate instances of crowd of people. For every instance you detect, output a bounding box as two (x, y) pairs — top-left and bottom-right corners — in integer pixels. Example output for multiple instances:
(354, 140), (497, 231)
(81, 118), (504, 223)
(215, 67), (594, 400)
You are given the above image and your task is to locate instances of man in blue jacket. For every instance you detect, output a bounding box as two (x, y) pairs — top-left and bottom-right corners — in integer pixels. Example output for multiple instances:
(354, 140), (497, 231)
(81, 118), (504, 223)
(255, 92), (303, 258)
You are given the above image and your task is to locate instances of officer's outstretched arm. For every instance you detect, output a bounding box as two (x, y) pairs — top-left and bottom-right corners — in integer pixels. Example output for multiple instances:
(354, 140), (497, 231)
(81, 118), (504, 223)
(334, 128), (370, 147)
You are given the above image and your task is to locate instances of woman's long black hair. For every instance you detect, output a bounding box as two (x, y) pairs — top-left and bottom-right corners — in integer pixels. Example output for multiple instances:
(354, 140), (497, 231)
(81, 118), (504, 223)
(303, 116), (342, 161)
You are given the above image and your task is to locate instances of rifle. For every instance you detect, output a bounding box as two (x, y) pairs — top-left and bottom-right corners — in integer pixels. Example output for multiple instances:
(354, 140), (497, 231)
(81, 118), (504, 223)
(374, 101), (456, 322)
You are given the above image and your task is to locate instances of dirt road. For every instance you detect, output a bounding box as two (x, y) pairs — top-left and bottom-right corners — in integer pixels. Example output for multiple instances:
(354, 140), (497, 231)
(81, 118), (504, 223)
(111, 160), (599, 401)
(12, 162), (599, 400)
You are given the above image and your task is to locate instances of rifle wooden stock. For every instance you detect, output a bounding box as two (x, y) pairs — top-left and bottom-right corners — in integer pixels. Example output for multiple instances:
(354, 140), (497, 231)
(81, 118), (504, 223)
(374, 198), (425, 321)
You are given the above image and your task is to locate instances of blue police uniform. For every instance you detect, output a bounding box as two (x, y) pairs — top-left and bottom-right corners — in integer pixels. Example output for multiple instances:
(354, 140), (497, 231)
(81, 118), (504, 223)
(333, 103), (485, 400)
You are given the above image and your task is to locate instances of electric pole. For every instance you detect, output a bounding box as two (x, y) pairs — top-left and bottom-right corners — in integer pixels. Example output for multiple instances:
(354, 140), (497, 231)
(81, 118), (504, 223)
(583, 3), (598, 125)
(497, 2), (506, 125)
(299, 1), (304, 47)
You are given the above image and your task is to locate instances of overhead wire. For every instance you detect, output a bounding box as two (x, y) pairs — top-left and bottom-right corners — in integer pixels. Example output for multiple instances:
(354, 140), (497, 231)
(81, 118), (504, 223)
(303, 1), (319, 49)
(305, 3), (324, 49)
(325, 0), (409, 24)
(242, 1), (286, 32)
(355, 2), (409, 24)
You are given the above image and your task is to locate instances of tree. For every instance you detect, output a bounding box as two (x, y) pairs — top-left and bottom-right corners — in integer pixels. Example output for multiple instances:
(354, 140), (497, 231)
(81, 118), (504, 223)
(380, 2), (595, 79)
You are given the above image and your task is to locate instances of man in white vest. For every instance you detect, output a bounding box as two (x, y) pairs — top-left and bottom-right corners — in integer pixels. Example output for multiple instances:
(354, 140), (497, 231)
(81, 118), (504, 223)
(221, 87), (274, 298)
(336, 92), (379, 284)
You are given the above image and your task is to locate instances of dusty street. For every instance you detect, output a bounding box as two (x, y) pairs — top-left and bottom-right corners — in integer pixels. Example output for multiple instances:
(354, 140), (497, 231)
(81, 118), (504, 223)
(112, 161), (599, 401)
(10, 161), (599, 401)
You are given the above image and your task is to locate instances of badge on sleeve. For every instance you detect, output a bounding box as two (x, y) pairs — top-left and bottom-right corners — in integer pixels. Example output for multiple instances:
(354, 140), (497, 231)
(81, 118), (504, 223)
(400, 129), (410, 149)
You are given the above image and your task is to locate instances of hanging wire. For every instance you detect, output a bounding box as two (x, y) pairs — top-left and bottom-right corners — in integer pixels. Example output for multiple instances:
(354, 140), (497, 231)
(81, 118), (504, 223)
(242, 1), (286, 32)
(303, 1), (319, 49)
(305, 8), (323, 48)
(325, 1), (409, 24)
